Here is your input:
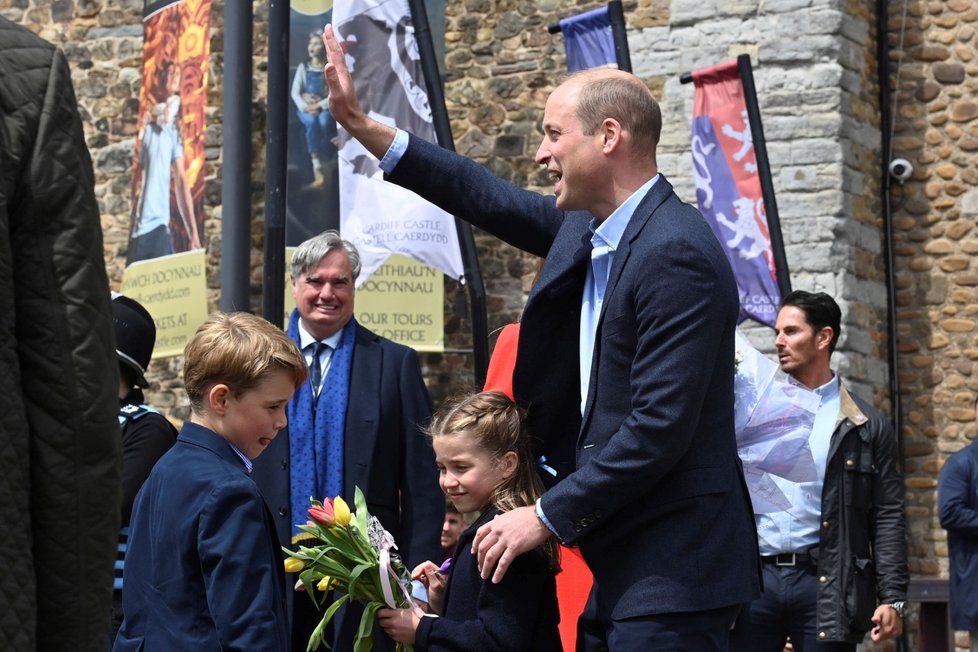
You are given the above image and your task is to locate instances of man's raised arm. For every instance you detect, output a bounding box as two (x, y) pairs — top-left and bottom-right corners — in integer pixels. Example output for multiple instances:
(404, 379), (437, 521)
(322, 24), (397, 158)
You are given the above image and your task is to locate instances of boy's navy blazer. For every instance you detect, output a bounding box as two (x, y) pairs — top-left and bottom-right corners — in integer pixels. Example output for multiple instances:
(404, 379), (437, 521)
(114, 423), (289, 651)
(387, 135), (761, 620)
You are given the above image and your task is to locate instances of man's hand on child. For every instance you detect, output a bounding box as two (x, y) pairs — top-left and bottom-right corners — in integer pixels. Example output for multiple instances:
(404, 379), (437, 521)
(472, 506), (549, 584)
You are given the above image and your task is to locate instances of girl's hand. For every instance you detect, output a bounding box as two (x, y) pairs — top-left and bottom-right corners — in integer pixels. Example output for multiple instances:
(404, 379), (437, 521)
(377, 607), (422, 644)
(411, 561), (447, 615)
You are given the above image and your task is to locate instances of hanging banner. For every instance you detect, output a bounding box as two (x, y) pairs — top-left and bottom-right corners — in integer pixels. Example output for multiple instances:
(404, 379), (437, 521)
(559, 6), (616, 72)
(332, 0), (464, 283)
(122, 0), (210, 357)
(691, 60), (782, 328)
(286, 0), (341, 246)
(284, 1), (447, 353)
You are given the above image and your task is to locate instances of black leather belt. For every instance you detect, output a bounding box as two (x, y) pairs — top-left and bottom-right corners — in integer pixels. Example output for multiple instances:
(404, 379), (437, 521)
(761, 552), (814, 566)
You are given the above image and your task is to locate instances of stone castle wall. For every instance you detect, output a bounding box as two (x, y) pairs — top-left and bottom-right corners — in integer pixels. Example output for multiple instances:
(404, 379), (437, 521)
(7, 0), (968, 647)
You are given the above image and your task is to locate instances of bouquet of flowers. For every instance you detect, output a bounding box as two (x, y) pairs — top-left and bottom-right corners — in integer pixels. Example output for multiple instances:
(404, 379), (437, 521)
(283, 487), (415, 652)
(734, 328), (820, 513)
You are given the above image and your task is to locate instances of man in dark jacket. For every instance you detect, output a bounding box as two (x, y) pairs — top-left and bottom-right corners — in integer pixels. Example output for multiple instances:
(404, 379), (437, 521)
(0, 15), (121, 652)
(938, 398), (978, 652)
(731, 290), (909, 650)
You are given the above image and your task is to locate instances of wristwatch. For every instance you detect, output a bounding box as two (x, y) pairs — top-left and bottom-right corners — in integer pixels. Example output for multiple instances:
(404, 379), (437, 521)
(885, 601), (907, 617)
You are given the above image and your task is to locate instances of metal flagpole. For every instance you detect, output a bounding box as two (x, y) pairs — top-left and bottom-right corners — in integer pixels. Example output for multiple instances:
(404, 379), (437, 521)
(407, 0), (489, 387)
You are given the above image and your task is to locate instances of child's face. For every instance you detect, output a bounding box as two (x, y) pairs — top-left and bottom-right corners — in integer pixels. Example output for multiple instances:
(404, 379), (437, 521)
(441, 512), (464, 551)
(221, 369), (294, 459)
(433, 431), (515, 515)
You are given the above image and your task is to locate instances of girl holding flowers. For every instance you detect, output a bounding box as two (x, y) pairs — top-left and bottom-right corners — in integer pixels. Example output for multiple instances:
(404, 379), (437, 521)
(377, 391), (562, 651)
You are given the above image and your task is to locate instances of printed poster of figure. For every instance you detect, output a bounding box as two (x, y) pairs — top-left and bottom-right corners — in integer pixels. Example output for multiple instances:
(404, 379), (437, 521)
(287, 0), (340, 246)
(121, 0), (210, 358)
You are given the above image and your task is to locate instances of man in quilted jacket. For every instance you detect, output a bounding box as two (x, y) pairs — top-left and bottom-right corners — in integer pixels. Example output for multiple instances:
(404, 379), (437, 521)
(0, 16), (121, 651)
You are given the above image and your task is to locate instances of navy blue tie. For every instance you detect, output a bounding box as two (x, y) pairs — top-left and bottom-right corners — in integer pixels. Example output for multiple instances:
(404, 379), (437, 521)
(309, 341), (327, 394)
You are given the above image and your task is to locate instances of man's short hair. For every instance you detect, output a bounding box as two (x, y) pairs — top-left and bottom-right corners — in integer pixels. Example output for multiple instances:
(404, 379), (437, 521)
(565, 71), (662, 159)
(183, 312), (307, 413)
(290, 229), (362, 281)
(779, 290), (842, 353)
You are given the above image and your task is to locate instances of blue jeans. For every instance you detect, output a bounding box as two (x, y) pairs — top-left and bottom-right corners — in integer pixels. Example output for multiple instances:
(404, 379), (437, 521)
(729, 562), (854, 652)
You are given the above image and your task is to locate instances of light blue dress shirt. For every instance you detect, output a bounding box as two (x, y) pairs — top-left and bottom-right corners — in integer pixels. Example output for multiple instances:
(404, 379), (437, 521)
(578, 175), (658, 414)
(756, 374), (840, 555)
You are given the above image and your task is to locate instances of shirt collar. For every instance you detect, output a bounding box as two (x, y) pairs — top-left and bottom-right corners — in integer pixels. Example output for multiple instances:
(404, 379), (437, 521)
(297, 319), (346, 351)
(226, 441), (253, 473)
(590, 174), (659, 250)
(790, 372), (839, 401)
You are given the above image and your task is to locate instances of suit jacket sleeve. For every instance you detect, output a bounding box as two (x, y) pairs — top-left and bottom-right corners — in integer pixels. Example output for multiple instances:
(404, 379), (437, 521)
(386, 134), (562, 258)
(939, 450), (978, 537)
(198, 479), (287, 649)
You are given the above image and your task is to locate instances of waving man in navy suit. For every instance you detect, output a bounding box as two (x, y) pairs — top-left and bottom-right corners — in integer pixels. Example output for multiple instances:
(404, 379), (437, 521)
(322, 25), (760, 651)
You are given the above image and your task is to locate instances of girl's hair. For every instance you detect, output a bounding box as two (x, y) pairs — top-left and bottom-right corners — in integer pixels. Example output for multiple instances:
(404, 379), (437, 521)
(428, 390), (559, 569)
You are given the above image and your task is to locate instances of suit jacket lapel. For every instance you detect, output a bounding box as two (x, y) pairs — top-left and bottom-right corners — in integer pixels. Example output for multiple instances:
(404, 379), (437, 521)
(598, 175), (673, 323)
(344, 323), (380, 499)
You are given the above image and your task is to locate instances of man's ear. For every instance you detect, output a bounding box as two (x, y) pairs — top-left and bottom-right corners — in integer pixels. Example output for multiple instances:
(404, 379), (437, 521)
(498, 451), (519, 480)
(817, 326), (835, 351)
(601, 118), (623, 154)
(208, 383), (232, 416)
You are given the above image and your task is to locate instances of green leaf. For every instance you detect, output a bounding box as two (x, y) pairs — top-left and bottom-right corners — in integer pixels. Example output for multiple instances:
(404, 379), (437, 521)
(354, 487), (369, 534)
(353, 601), (381, 652)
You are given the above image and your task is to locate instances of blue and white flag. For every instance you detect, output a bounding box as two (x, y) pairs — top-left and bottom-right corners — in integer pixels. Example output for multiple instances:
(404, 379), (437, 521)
(559, 7), (616, 72)
(332, 0), (464, 284)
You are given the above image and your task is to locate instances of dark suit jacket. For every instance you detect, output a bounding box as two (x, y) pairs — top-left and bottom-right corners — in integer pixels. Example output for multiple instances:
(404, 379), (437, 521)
(388, 135), (761, 620)
(114, 422), (289, 651)
(252, 322), (442, 637)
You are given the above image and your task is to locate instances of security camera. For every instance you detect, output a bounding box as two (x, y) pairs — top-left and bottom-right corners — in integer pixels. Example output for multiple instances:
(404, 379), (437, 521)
(889, 158), (913, 183)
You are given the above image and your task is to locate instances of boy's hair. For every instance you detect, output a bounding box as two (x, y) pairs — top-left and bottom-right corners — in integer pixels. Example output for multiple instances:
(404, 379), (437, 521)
(444, 496), (460, 515)
(428, 390), (559, 568)
(183, 312), (308, 413)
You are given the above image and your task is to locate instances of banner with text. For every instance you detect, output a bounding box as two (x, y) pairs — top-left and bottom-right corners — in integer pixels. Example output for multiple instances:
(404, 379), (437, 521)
(122, 0), (210, 356)
(332, 0), (464, 283)
(691, 60), (781, 327)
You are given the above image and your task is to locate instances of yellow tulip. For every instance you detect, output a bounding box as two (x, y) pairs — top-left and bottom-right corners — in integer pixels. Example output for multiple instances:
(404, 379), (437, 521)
(317, 576), (336, 591)
(333, 496), (352, 526)
(284, 558), (305, 574)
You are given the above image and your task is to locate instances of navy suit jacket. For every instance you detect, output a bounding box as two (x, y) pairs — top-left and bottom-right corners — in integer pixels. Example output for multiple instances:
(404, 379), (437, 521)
(114, 422), (289, 651)
(252, 322), (442, 624)
(388, 135), (761, 620)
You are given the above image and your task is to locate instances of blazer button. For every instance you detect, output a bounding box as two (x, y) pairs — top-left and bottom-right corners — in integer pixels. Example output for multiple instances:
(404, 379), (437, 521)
(575, 524), (583, 532)
(279, 507), (287, 517)
(822, 520), (830, 529)
(819, 576), (828, 583)
(281, 460), (288, 469)
(818, 632), (827, 640)
(846, 459), (855, 467)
